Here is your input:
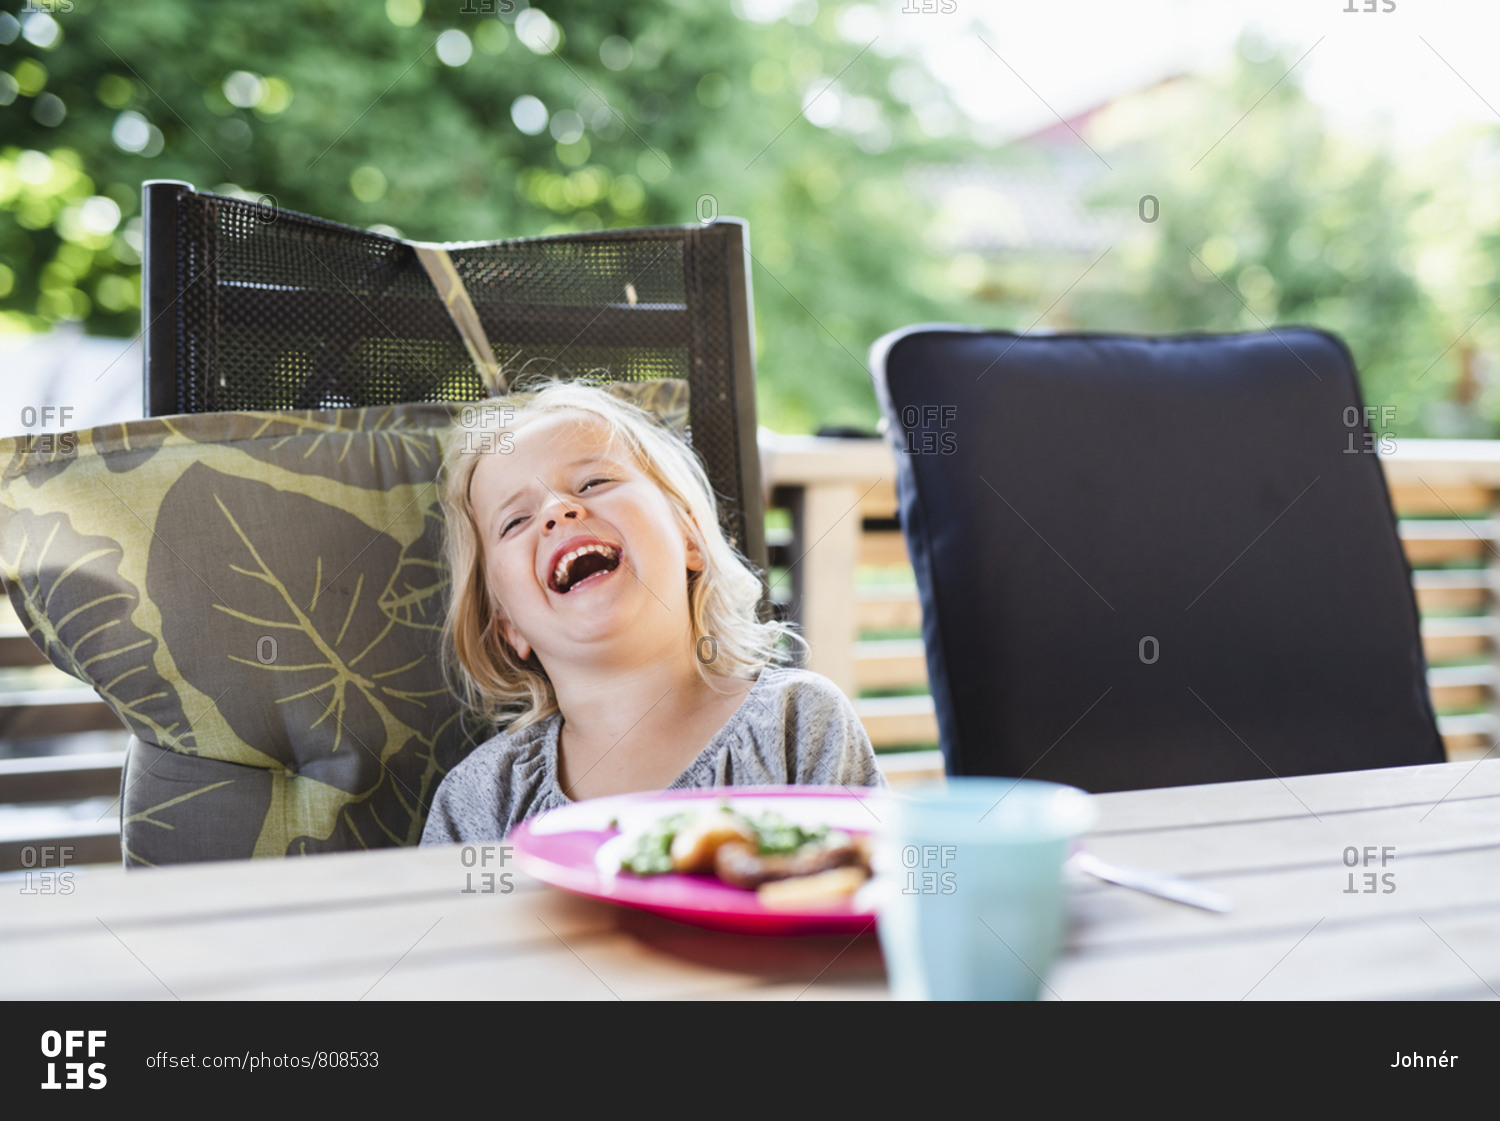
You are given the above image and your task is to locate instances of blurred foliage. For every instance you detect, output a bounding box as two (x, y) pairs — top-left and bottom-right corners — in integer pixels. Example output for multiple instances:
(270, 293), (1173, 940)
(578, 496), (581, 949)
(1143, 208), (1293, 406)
(0, 0), (981, 432)
(1066, 39), (1500, 438)
(2, 7), (1498, 435)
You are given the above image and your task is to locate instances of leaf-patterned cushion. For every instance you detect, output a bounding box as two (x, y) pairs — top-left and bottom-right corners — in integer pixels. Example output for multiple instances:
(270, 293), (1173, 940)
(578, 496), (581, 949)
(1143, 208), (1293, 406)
(0, 380), (689, 865)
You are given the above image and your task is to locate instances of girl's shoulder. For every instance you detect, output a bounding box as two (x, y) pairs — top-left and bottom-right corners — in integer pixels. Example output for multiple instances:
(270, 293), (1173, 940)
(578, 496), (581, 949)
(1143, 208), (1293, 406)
(438, 720), (561, 804)
(421, 714), (565, 845)
(685, 663), (882, 789)
(462, 711), (558, 753)
(748, 664), (857, 709)
(714, 664), (862, 749)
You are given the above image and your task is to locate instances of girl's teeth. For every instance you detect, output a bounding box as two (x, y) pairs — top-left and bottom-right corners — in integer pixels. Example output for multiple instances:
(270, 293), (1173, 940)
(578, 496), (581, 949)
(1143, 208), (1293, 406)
(553, 544), (618, 589)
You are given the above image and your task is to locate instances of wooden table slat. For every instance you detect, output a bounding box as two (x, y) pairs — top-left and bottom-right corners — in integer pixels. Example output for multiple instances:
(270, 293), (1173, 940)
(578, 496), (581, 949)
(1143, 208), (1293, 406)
(2, 760), (1496, 999)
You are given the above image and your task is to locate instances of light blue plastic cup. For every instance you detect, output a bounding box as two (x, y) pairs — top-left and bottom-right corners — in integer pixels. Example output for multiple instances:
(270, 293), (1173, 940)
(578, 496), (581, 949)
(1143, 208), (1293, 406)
(874, 777), (1097, 1001)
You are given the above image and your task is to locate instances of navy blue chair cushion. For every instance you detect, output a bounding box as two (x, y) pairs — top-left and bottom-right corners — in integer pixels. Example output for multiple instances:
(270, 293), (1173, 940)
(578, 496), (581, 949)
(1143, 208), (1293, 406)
(871, 327), (1444, 791)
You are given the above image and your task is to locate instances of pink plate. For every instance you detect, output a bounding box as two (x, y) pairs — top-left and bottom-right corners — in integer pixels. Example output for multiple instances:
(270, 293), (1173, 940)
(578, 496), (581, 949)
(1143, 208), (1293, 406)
(509, 786), (885, 935)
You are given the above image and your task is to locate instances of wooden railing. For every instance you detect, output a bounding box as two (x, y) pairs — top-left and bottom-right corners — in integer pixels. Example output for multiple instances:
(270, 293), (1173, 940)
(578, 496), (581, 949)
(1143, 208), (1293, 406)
(762, 435), (1500, 766)
(7, 435), (1500, 867)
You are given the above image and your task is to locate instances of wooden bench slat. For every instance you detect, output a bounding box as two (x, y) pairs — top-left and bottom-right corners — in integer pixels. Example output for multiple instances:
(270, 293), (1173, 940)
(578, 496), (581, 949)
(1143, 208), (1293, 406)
(0, 634), (47, 667)
(1422, 632), (1490, 662)
(1388, 483), (1492, 516)
(853, 639), (928, 689)
(1413, 569), (1489, 612)
(1403, 539), (1487, 565)
(855, 695), (938, 747)
(1430, 685), (1488, 709)
(858, 530), (909, 569)
(850, 548), (1492, 579)
(874, 748), (945, 786)
(856, 587), (922, 633)
(0, 820), (119, 873)
(1437, 712), (1498, 760)
(1419, 610), (1494, 662)
(0, 752), (124, 804)
(0, 691), (123, 738)
(1399, 520), (1494, 566)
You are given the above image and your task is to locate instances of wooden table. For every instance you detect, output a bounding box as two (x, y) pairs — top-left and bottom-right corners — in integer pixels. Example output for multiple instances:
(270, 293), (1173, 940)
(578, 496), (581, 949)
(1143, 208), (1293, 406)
(2, 760), (1496, 1000)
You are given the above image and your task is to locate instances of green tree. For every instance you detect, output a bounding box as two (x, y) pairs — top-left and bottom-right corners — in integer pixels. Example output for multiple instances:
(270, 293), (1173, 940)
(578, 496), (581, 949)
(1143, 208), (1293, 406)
(1071, 39), (1463, 436)
(0, 0), (976, 432)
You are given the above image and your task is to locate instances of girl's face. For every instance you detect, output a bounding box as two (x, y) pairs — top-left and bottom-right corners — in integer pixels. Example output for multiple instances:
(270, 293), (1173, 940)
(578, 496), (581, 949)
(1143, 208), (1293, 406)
(468, 410), (703, 665)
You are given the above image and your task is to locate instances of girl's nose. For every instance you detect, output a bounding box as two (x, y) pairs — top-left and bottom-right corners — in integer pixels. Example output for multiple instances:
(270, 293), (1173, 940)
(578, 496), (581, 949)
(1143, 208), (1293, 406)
(544, 508), (580, 530)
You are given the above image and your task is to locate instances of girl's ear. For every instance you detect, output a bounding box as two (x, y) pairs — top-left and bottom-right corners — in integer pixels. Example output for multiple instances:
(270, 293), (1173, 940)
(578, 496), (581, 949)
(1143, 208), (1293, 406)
(683, 518), (706, 573)
(496, 616), (532, 661)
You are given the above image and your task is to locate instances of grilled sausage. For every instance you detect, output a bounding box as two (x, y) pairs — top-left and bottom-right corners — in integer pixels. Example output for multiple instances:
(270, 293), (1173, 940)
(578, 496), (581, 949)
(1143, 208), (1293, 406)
(714, 835), (871, 888)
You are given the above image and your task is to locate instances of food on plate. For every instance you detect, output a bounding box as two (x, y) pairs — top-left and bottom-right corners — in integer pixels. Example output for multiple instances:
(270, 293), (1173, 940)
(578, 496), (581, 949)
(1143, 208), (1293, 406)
(668, 808), (758, 874)
(755, 865), (871, 910)
(712, 836), (869, 888)
(616, 802), (872, 905)
(616, 810), (695, 875)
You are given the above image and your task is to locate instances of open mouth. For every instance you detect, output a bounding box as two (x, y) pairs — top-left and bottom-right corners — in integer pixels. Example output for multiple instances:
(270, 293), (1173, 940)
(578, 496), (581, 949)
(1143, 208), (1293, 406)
(549, 540), (623, 594)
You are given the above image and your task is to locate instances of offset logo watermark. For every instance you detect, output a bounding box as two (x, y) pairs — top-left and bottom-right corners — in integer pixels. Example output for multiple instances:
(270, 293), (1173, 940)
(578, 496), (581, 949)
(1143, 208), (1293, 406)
(17, 844), (75, 895)
(251, 193), (280, 224)
(40, 1030), (106, 1090)
(457, 404), (517, 454)
(901, 405), (958, 454)
(900, 844), (957, 894)
(459, 844), (515, 894)
(1342, 845), (1395, 894)
(1344, 406), (1396, 454)
(17, 406), (77, 454)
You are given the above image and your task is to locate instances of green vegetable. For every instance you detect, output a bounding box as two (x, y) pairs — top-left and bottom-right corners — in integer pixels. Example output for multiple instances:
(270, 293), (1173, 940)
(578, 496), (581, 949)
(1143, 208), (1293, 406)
(744, 811), (829, 855)
(619, 811), (694, 875)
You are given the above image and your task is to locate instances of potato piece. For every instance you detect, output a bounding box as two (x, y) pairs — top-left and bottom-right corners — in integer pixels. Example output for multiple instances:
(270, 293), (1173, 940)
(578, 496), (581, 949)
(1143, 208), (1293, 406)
(669, 809), (757, 874)
(756, 866), (870, 910)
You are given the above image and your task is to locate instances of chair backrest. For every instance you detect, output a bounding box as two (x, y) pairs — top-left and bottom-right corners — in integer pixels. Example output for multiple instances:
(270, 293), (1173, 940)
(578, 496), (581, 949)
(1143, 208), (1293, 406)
(141, 180), (765, 573)
(871, 325), (1444, 791)
(94, 183), (767, 863)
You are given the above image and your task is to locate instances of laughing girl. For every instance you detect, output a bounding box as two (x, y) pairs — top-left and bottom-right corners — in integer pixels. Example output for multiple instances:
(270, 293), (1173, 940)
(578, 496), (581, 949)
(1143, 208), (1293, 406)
(420, 381), (885, 844)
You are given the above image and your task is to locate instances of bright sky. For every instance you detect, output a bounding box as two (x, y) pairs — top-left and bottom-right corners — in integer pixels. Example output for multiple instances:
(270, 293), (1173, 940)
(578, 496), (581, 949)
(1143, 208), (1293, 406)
(852, 0), (1500, 149)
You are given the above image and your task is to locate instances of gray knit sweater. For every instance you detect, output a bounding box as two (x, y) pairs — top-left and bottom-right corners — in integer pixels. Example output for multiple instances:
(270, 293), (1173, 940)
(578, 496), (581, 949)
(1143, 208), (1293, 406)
(420, 666), (888, 843)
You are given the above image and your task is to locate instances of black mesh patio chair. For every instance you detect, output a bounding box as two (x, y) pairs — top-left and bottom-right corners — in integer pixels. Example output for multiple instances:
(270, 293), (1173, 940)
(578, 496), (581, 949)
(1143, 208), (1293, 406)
(871, 325), (1445, 792)
(142, 180), (765, 570)
(25, 182), (768, 864)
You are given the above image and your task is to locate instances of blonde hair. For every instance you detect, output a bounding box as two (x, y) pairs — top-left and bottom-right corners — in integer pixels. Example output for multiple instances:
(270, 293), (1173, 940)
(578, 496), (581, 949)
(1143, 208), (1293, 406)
(440, 379), (800, 731)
